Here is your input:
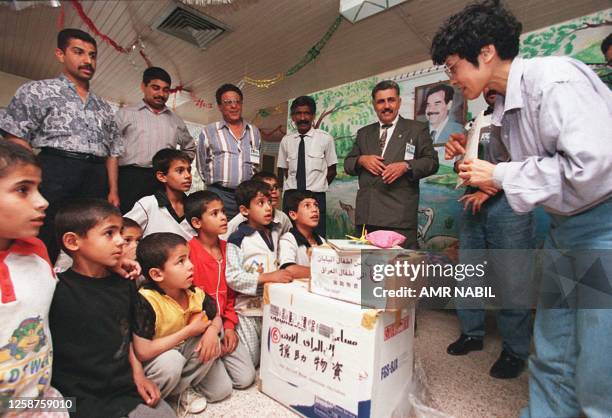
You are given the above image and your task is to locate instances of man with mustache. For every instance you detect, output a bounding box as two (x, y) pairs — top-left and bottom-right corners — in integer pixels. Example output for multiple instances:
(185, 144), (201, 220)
(425, 84), (465, 162)
(344, 80), (438, 248)
(277, 96), (337, 237)
(0, 28), (123, 263)
(116, 67), (195, 213)
(196, 84), (262, 220)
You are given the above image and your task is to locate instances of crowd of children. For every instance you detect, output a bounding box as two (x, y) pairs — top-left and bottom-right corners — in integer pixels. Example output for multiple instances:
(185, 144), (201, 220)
(0, 141), (321, 417)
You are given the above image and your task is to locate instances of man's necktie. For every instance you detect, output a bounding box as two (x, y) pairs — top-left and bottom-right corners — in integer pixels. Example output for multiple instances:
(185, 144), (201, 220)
(430, 130), (437, 141)
(297, 134), (306, 191)
(379, 124), (392, 155)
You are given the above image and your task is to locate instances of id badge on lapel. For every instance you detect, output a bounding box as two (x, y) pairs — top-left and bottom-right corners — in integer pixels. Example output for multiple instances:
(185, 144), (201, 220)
(404, 141), (416, 161)
(250, 147), (260, 164)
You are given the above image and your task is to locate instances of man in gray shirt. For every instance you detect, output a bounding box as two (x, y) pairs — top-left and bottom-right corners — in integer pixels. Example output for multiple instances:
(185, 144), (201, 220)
(116, 67), (195, 213)
(433, 2), (612, 417)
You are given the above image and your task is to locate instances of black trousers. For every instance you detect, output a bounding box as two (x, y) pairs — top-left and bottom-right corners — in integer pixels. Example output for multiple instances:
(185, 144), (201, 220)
(357, 224), (417, 249)
(38, 153), (108, 263)
(283, 189), (326, 237)
(119, 166), (157, 214)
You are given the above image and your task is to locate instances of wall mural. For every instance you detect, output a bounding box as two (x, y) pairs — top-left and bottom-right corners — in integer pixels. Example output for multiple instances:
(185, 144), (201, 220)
(290, 9), (611, 245)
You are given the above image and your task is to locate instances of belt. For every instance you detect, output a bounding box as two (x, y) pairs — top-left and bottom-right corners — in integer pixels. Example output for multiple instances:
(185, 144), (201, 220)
(120, 165), (152, 170)
(40, 148), (106, 163)
(210, 184), (236, 193)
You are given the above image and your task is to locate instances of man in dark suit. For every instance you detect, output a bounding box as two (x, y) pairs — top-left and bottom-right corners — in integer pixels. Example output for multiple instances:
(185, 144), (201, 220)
(344, 80), (439, 248)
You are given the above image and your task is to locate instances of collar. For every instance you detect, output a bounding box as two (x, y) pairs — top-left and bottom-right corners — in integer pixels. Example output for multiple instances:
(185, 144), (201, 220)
(139, 100), (170, 114)
(142, 281), (196, 296)
(58, 73), (91, 98)
(289, 227), (322, 248)
(0, 238), (54, 304)
(220, 119), (250, 131)
(296, 127), (314, 138)
(154, 190), (186, 223)
(430, 116), (449, 134)
(503, 58), (525, 112)
(379, 114), (400, 129)
(236, 220), (279, 252)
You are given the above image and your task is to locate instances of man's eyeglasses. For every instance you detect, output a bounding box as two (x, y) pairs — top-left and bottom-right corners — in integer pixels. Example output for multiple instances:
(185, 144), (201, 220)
(222, 99), (242, 106)
(268, 185), (280, 191)
(444, 59), (459, 79)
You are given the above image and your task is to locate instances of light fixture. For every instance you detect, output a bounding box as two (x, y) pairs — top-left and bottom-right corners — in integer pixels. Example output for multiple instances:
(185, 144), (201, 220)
(340, 0), (408, 23)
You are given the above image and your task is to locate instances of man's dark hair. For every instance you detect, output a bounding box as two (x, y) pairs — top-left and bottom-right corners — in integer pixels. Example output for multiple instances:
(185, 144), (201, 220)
(143, 67), (171, 86)
(185, 191), (223, 229)
(426, 84), (455, 104)
(602, 33), (612, 57)
(152, 148), (191, 175)
(0, 141), (40, 178)
(290, 96), (316, 115)
(235, 180), (271, 208)
(137, 232), (187, 280)
(215, 83), (243, 105)
(122, 217), (142, 231)
(430, 0), (522, 66)
(57, 28), (97, 51)
(371, 80), (400, 100)
(55, 199), (121, 252)
(252, 171), (279, 184)
(285, 190), (317, 213)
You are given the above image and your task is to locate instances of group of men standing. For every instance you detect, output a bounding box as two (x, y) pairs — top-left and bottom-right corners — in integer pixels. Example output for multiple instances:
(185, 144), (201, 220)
(2, 2), (612, 414)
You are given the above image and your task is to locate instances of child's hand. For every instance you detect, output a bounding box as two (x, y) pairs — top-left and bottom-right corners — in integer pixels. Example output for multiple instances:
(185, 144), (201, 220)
(221, 328), (239, 355)
(133, 374), (160, 406)
(195, 326), (221, 363)
(260, 270), (293, 284)
(186, 313), (211, 337)
(113, 258), (142, 280)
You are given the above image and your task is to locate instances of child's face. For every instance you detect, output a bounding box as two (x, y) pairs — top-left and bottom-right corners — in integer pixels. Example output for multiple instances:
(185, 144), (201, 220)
(0, 163), (48, 250)
(158, 159), (192, 193)
(121, 226), (143, 261)
(289, 198), (320, 229)
(262, 178), (280, 207)
(158, 244), (194, 290)
(73, 215), (125, 268)
(193, 199), (228, 236)
(242, 192), (273, 228)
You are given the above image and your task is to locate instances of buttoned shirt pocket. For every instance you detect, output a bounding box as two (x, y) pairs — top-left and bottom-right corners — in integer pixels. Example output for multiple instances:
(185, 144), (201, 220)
(307, 150), (326, 172)
(287, 153), (298, 176)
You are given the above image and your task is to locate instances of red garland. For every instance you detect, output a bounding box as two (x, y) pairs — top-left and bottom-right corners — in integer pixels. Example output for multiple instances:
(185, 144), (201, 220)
(56, 3), (64, 31)
(169, 86), (213, 109)
(70, 0), (127, 53)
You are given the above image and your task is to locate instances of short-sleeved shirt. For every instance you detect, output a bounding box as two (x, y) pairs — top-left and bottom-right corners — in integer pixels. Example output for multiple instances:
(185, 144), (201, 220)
(49, 269), (142, 418)
(277, 128), (338, 192)
(196, 120), (261, 189)
(0, 74), (123, 157)
(124, 190), (196, 240)
(116, 101), (196, 167)
(279, 227), (323, 268)
(134, 285), (217, 340)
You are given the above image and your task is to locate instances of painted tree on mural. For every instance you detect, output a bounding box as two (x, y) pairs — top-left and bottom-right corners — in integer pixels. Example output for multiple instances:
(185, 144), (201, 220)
(520, 11), (611, 58)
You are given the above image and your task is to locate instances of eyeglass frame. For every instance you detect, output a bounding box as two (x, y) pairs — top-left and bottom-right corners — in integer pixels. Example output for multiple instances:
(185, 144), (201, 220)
(221, 99), (243, 106)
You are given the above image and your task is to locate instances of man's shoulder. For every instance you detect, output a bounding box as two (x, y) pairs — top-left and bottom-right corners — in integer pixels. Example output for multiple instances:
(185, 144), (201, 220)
(522, 56), (593, 90)
(397, 116), (426, 131)
(357, 121), (379, 136)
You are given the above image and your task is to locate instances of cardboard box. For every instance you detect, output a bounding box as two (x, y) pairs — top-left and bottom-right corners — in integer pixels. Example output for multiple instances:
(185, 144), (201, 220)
(261, 281), (415, 418)
(311, 240), (426, 309)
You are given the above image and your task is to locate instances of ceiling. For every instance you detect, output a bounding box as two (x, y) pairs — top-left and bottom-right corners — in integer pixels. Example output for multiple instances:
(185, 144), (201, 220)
(0, 0), (609, 125)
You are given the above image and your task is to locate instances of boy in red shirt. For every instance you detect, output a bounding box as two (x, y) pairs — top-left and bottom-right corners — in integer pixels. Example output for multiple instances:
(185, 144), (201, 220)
(185, 191), (256, 388)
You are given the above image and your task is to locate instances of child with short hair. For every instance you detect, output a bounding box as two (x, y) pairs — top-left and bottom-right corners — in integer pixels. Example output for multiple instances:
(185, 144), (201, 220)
(185, 191), (256, 388)
(125, 149), (195, 240)
(122, 217), (144, 261)
(0, 141), (69, 417)
(279, 191), (323, 278)
(222, 171), (291, 239)
(226, 180), (293, 367)
(49, 199), (175, 418)
(133, 232), (232, 415)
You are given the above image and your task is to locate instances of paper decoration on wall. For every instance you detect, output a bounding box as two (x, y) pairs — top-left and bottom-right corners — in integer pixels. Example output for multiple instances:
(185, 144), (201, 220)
(178, 0), (232, 5)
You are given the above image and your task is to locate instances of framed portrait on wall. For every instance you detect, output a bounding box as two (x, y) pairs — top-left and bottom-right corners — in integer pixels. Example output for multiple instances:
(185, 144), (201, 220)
(414, 81), (467, 147)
